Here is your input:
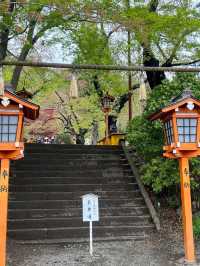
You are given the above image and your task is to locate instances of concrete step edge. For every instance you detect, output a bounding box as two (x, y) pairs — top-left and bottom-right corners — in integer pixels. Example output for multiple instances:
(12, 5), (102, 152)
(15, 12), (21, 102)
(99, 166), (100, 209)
(9, 224), (155, 232)
(15, 235), (147, 245)
(8, 215), (151, 222)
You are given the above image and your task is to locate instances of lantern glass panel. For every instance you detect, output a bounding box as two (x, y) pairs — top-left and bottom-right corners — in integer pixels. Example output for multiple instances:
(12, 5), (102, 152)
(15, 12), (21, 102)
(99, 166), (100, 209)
(0, 115), (18, 142)
(103, 97), (111, 109)
(164, 120), (174, 145)
(177, 118), (197, 143)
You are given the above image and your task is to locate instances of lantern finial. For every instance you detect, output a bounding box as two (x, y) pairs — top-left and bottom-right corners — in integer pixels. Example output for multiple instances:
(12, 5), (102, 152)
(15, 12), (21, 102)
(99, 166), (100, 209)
(171, 88), (193, 103)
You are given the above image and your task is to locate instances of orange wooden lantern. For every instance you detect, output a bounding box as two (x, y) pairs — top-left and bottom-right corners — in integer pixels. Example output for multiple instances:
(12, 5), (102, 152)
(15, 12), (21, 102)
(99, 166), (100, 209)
(0, 89), (39, 266)
(149, 88), (200, 263)
(101, 93), (115, 144)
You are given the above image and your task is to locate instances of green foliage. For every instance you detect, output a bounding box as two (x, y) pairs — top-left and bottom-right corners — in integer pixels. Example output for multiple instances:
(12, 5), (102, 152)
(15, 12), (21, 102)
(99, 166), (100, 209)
(193, 215), (200, 239)
(127, 73), (200, 194)
(70, 23), (127, 97)
(55, 133), (72, 144)
(141, 158), (179, 193)
(71, 24), (112, 65)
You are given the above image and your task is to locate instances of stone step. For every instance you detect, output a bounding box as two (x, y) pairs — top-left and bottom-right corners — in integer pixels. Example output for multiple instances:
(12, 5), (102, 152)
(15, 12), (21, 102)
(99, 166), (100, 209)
(17, 154), (123, 162)
(25, 144), (122, 150)
(9, 198), (144, 209)
(10, 169), (132, 178)
(24, 149), (123, 155)
(11, 164), (130, 172)
(8, 225), (154, 240)
(16, 235), (146, 245)
(13, 158), (126, 165)
(8, 206), (149, 219)
(9, 215), (151, 229)
(14, 153), (124, 162)
(9, 183), (138, 192)
(10, 176), (133, 185)
(9, 190), (141, 201)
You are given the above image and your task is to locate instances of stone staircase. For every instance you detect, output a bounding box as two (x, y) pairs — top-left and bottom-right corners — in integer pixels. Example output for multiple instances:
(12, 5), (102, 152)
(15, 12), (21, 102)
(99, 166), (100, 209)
(8, 144), (155, 242)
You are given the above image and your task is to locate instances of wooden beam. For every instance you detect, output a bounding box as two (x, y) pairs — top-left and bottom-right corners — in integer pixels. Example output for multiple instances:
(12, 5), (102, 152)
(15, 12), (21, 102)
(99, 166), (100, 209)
(1, 61), (200, 72)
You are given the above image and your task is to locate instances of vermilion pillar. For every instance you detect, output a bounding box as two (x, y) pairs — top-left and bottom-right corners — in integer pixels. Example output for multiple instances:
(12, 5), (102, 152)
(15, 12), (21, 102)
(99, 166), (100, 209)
(0, 159), (10, 266)
(179, 157), (195, 263)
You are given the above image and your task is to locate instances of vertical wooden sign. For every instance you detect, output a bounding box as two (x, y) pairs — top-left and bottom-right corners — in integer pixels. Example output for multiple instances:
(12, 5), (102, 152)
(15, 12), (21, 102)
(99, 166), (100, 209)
(179, 157), (195, 263)
(0, 159), (10, 266)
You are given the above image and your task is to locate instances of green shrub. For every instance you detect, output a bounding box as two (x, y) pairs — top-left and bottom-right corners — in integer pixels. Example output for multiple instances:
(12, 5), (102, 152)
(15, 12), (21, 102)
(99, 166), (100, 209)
(127, 73), (200, 196)
(55, 133), (72, 144)
(193, 215), (200, 239)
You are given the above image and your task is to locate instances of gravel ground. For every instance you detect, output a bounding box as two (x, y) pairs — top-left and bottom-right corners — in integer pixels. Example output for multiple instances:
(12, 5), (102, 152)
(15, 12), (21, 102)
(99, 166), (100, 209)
(7, 209), (200, 266)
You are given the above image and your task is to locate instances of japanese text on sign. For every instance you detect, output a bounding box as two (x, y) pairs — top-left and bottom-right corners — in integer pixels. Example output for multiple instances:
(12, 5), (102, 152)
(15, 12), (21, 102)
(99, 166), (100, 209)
(82, 194), (99, 222)
(0, 185), (8, 193)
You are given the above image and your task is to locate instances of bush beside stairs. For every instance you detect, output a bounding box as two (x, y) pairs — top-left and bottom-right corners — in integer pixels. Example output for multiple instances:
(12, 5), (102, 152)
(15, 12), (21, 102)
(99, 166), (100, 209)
(8, 144), (155, 243)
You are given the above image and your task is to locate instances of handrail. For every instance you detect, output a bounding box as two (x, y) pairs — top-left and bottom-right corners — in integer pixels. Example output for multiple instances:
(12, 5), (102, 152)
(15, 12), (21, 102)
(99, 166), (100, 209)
(122, 143), (161, 231)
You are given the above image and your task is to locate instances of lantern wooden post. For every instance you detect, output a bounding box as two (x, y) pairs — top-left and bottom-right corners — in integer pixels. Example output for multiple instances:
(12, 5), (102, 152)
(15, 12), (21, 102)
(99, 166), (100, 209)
(0, 159), (10, 266)
(148, 89), (200, 264)
(0, 88), (39, 266)
(179, 157), (195, 262)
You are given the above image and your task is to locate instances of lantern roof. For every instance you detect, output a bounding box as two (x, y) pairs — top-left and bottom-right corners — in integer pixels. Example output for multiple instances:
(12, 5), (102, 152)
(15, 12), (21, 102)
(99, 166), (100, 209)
(102, 93), (115, 101)
(16, 88), (34, 99)
(149, 88), (200, 121)
(1, 89), (39, 120)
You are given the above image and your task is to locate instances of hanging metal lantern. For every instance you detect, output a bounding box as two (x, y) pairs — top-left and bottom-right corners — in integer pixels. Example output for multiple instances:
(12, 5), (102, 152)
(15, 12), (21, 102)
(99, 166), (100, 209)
(0, 67), (5, 96)
(139, 75), (147, 113)
(69, 73), (79, 99)
(101, 92), (115, 113)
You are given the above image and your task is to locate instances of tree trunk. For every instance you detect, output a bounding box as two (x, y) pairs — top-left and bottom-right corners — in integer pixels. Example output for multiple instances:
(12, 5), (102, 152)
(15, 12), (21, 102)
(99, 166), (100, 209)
(143, 45), (166, 89)
(0, 29), (9, 61)
(10, 7), (42, 91)
(0, 1), (15, 61)
(11, 46), (31, 90)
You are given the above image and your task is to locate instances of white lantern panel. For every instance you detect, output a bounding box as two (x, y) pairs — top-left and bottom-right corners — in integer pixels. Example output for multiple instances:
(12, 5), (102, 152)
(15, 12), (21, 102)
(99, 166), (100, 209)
(10, 116), (18, 124)
(185, 135), (190, 142)
(178, 127), (184, 134)
(9, 134), (16, 142)
(0, 115), (18, 142)
(9, 125), (17, 133)
(191, 135), (196, 142)
(177, 118), (197, 143)
(2, 134), (8, 142)
(177, 119), (183, 126)
(2, 125), (8, 133)
(2, 116), (8, 124)
(191, 119), (197, 126)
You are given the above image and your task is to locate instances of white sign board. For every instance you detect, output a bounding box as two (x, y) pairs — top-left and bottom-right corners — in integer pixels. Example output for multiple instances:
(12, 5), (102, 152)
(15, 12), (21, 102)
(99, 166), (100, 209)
(82, 193), (99, 222)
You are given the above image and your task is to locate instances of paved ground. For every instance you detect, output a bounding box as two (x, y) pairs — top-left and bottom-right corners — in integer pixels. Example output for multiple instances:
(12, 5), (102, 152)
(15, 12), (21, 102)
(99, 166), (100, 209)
(7, 209), (200, 266)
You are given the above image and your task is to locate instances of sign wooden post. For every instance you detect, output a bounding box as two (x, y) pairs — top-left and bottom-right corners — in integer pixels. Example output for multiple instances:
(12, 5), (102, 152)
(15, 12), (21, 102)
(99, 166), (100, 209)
(82, 194), (99, 256)
(179, 157), (195, 262)
(0, 159), (10, 266)
(89, 221), (93, 256)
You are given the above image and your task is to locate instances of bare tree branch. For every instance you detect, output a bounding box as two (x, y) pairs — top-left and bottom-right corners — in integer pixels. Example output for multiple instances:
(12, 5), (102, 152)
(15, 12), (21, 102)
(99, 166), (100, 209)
(171, 59), (200, 67)
(155, 42), (167, 60)
(55, 91), (65, 103)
